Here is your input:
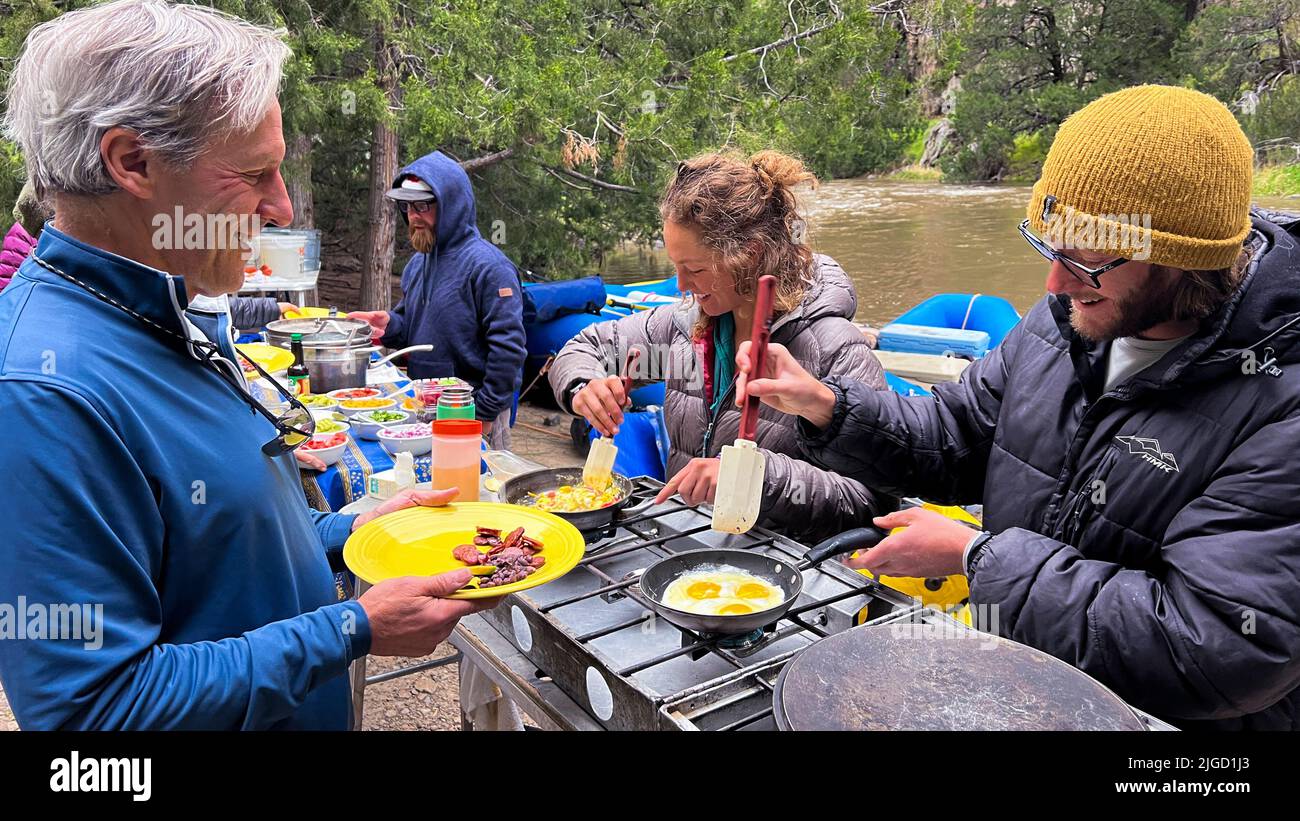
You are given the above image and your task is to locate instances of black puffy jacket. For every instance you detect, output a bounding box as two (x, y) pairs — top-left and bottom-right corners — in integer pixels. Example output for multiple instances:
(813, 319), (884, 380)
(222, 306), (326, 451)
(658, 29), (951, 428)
(800, 211), (1300, 730)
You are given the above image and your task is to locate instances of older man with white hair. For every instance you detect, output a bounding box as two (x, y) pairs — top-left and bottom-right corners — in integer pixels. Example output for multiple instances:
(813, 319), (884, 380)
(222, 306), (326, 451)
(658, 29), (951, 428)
(0, 0), (497, 730)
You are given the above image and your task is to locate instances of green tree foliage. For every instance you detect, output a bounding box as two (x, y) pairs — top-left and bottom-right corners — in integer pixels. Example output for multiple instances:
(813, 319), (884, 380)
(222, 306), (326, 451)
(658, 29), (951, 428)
(941, 0), (1300, 184)
(357, 0), (927, 275)
(4, 0), (1288, 282)
(0, 0), (932, 284)
(1177, 0), (1300, 158)
(942, 0), (1186, 181)
(1176, 0), (1298, 104)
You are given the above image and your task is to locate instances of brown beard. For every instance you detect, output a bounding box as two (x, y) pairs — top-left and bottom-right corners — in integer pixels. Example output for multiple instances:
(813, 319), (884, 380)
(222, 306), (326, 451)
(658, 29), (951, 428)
(409, 225), (435, 254)
(1069, 267), (1184, 343)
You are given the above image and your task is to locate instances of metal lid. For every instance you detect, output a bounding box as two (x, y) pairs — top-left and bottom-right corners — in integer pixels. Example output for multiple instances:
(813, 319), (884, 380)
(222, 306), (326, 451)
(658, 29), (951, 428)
(265, 317), (371, 349)
(773, 623), (1147, 731)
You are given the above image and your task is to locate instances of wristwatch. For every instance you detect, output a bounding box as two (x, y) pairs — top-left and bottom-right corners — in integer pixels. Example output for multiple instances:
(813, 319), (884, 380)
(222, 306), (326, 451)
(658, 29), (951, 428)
(963, 530), (995, 577)
(565, 380), (589, 413)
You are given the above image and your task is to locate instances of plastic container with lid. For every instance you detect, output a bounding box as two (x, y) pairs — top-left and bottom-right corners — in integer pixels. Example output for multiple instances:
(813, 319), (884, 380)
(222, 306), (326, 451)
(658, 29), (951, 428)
(256, 232), (306, 279)
(432, 419), (482, 503)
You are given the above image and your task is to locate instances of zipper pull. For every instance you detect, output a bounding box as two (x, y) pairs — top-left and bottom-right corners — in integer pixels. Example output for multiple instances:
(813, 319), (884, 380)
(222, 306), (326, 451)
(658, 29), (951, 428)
(700, 419), (717, 457)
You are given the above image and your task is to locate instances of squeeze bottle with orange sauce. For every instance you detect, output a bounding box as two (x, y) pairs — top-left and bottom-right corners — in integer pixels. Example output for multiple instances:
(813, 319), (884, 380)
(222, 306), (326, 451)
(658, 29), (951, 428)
(432, 419), (482, 503)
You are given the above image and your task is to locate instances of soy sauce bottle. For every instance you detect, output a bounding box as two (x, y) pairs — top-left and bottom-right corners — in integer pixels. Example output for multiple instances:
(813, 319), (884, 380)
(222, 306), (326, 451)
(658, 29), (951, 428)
(288, 333), (311, 396)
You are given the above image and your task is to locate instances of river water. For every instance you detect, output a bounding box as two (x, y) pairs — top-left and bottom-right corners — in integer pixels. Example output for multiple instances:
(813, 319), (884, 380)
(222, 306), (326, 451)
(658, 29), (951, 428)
(602, 178), (1298, 327)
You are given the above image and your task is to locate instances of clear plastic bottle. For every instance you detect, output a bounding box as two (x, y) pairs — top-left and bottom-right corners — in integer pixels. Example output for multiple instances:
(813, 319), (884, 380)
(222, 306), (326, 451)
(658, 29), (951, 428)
(431, 419), (482, 503)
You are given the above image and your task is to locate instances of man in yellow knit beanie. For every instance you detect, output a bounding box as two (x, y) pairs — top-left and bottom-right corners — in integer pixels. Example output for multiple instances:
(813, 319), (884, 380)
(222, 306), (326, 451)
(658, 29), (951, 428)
(741, 84), (1300, 729)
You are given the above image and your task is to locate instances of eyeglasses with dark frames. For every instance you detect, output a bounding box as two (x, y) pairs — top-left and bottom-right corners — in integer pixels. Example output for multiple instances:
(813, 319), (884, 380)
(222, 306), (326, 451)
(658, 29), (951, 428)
(396, 200), (435, 215)
(205, 343), (317, 456)
(1018, 219), (1129, 289)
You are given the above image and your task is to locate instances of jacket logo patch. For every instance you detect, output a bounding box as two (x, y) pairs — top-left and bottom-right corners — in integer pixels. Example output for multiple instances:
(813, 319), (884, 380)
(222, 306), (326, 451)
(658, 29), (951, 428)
(1115, 435), (1179, 473)
(498, 287), (514, 298)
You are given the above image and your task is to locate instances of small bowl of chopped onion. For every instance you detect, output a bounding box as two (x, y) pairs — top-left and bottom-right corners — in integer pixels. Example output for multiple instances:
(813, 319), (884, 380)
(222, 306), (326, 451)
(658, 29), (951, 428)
(378, 423), (432, 456)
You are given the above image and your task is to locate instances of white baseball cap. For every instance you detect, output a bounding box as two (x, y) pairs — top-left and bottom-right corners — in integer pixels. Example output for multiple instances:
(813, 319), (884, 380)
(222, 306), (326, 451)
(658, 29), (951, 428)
(385, 176), (436, 202)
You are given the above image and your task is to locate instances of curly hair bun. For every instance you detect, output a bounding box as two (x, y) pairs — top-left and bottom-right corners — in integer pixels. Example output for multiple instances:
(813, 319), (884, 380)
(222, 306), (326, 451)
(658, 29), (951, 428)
(661, 149), (819, 335)
(748, 150), (818, 195)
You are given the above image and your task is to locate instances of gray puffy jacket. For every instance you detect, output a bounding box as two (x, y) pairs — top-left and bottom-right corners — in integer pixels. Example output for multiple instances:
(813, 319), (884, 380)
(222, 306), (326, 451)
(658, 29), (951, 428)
(550, 254), (890, 543)
(799, 211), (1300, 729)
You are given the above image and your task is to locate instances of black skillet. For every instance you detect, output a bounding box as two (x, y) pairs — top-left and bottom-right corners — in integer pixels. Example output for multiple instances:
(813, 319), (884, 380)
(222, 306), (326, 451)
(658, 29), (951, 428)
(498, 467), (655, 534)
(632, 525), (890, 636)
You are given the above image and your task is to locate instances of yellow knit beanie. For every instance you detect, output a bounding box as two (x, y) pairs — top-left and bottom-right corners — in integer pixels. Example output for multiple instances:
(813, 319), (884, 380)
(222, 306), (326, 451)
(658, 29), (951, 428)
(1027, 85), (1254, 271)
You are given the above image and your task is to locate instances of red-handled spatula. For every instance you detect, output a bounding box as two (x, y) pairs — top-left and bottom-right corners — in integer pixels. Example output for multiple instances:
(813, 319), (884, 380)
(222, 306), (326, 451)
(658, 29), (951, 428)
(712, 275), (777, 533)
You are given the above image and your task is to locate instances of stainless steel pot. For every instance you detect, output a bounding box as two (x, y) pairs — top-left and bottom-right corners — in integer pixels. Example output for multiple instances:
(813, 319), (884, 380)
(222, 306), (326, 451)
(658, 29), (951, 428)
(263, 317), (431, 392)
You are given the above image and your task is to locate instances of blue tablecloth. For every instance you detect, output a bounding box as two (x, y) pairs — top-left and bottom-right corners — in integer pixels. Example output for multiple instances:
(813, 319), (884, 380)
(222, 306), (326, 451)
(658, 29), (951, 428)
(303, 431), (436, 513)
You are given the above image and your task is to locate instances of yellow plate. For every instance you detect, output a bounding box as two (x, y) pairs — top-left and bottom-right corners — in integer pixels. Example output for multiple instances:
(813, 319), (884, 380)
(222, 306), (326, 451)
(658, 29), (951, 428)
(342, 502), (585, 599)
(283, 306), (334, 319)
(235, 342), (295, 375)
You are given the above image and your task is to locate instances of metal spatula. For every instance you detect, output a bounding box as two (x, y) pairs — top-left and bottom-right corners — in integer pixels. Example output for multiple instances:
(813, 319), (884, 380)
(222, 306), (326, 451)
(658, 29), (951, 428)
(712, 275), (777, 533)
(582, 348), (640, 490)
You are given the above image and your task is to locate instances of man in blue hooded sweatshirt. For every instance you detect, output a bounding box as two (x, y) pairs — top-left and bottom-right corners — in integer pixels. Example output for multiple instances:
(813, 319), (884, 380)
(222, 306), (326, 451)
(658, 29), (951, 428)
(0, 0), (497, 730)
(350, 152), (527, 448)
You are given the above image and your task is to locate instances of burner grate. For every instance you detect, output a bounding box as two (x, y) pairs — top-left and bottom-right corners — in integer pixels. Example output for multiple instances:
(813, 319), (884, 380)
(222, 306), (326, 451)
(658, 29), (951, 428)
(476, 476), (923, 730)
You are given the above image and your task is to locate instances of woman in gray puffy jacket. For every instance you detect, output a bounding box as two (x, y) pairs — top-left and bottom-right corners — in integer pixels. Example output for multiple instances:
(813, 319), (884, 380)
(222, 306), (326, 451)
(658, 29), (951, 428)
(549, 150), (890, 544)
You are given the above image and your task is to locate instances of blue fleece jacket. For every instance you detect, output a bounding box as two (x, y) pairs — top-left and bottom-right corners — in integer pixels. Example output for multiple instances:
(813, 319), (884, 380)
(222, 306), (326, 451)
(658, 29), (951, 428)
(0, 226), (369, 730)
(383, 151), (527, 419)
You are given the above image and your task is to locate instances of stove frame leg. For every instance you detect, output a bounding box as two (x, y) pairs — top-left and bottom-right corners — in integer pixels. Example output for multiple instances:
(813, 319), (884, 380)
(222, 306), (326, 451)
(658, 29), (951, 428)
(349, 655), (368, 730)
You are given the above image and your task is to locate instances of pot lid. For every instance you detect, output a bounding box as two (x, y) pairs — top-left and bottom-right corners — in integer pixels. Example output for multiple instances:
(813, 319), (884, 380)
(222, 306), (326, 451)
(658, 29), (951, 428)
(772, 623), (1146, 731)
(265, 317), (371, 348)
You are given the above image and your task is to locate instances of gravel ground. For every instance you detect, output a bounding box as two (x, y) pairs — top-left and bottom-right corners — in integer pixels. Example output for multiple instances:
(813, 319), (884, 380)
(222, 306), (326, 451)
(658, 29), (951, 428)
(0, 689), (15, 732)
(358, 646), (466, 730)
(0, 400), (583, 732)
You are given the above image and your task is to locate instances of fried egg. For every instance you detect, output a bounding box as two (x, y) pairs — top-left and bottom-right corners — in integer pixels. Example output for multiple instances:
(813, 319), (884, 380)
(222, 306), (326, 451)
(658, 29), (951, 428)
(660, 566), (785, 616)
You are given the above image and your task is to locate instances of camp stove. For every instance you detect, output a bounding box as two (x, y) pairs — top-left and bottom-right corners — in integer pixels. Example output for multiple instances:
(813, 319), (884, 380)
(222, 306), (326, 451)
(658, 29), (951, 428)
(452, 476), (943, 731)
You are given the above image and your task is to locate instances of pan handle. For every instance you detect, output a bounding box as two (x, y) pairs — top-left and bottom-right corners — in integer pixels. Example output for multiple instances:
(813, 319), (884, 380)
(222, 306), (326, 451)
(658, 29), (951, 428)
(613, 485), (657, 520)
(802, 525), (890, 568)
(623, 580), (652, 607)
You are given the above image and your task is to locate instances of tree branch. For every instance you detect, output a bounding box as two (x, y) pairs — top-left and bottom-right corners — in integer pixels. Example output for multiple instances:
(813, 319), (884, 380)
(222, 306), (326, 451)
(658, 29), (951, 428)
(541, 164), (643, 194)
(544, 167), (594, 191)
(460, 147), (517, 174)
(721, 15), (843, 63)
